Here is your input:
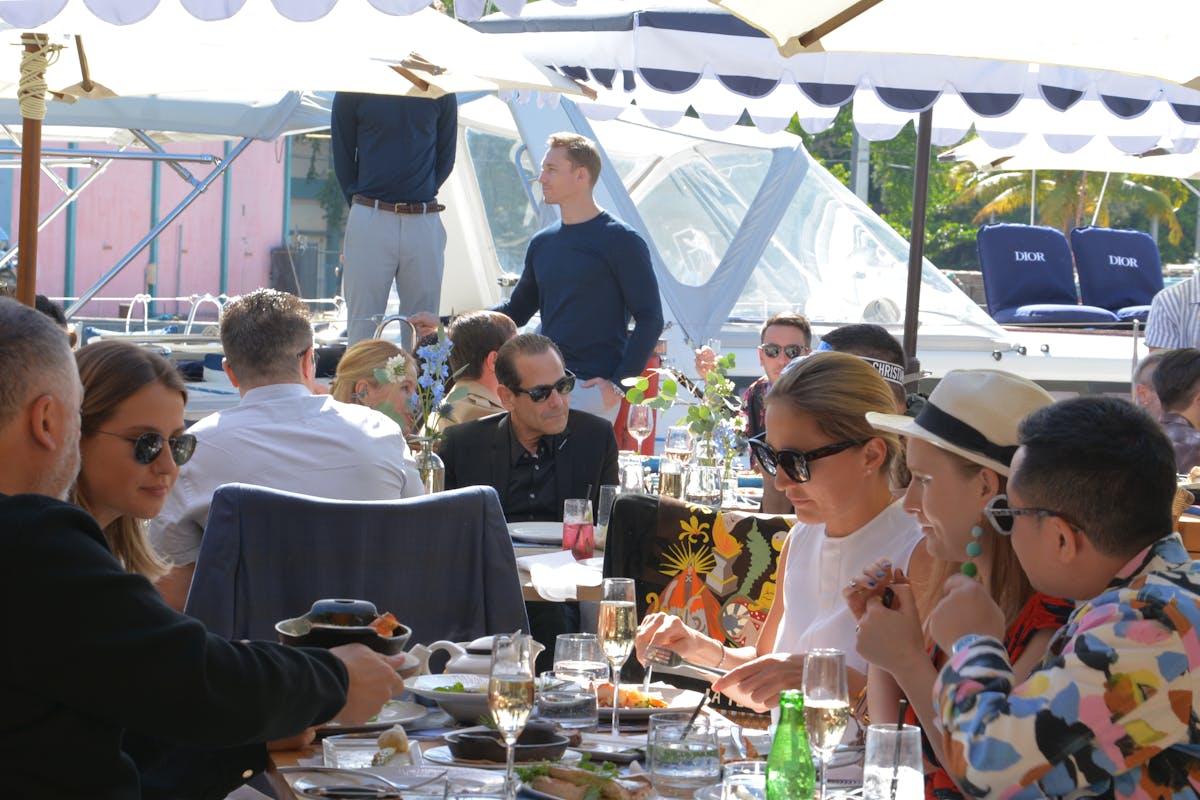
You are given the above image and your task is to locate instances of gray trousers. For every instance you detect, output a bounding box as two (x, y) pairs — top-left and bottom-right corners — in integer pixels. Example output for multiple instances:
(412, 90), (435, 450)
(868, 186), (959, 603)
(342, 202), (447, 344)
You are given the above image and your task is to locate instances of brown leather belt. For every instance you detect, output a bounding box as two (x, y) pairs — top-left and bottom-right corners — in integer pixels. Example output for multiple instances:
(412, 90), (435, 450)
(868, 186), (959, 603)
(352, 194), (445, 215)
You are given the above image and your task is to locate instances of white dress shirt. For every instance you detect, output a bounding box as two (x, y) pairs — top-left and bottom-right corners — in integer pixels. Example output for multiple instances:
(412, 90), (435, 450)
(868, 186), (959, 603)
(150, 383), (421, 565)
(772, 500), (922, 675)
(1145, 273), (1200, 349)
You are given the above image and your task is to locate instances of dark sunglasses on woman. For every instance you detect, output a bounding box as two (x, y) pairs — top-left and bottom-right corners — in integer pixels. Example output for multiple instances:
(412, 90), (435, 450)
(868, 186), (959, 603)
(748, 434), (863, 483)
(509, 371), (576, 403)
(94, 430), (198, 466)
(759, 343), (810, 359)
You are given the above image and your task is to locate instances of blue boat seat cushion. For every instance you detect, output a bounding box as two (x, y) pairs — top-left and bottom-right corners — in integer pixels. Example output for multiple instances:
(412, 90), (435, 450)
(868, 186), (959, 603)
(1070, 226), (1164, 323)
(977, 223), (1118, 325)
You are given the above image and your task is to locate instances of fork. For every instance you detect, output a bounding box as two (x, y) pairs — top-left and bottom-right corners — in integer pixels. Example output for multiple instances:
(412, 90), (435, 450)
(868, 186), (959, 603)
(644, 644), (729, 677)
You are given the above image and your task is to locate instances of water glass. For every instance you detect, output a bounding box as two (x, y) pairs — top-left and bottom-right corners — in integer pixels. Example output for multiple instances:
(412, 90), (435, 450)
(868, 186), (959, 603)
(535, 689), (597, 729)
(647, 719), (721, 799)
(596, 485), (620, 547)
(562, 498), (594, 560)
(722, 760), (767, 800)
(552, 633), (608, 688)
(664, 425), (693, 462)
(862, 724), (923, 800)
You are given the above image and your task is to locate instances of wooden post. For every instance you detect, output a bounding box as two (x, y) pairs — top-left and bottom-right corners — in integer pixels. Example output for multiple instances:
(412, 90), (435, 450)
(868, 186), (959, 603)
(16, 33), (49, 308)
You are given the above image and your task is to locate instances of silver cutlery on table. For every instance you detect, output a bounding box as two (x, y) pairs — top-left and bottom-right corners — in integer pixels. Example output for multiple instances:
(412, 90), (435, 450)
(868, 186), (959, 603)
(644, 644), (728, 677)
(278, 766), (447, 792)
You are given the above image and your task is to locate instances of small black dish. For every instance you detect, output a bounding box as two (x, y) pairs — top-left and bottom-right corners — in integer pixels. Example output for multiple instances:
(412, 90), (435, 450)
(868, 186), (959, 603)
(276, 598), (411, 655)
(445, 722), (568, 763)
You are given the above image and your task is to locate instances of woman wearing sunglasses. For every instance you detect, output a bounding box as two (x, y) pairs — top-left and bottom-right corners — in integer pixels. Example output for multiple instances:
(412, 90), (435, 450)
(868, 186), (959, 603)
(846, 370), (1071, 800)
(638, 352), (923, 711)
(71, 340), (195, 581)
(331, 340), (419, 434)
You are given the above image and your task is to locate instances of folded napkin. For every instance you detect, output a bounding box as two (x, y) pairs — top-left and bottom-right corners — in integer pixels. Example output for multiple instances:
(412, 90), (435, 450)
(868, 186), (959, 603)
(515, 550), (603, 601)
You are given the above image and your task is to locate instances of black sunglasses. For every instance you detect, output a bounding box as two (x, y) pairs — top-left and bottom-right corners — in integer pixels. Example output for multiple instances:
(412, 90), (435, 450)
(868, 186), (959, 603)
(94, 430), (198, 466)
(983, 494), (1078, 535)
(759, 343), (810, 359)
(748, 435), (863, 483)
(510, 371), (576, 403)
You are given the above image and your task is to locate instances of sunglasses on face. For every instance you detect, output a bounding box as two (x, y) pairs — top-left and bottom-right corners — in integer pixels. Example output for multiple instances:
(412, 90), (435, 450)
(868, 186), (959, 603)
(510, 371), (576, 403)
(94, 430), (198, 466)
(983, 494), (1078, 535)
(748, 434), (863, 483)
(759, 343), (810, 359)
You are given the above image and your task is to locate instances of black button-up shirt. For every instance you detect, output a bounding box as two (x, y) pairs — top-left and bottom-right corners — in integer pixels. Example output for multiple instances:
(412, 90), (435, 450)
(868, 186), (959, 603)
(504, 427), (565, 522)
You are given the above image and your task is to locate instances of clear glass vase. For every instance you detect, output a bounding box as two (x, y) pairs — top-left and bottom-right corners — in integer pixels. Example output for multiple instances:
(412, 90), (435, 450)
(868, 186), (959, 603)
(410, 437), (445, 494)
(684, 463), (724, 507)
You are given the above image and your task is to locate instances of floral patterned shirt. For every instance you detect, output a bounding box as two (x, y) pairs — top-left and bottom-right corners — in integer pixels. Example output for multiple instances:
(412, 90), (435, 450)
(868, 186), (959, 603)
(933, 533), (1200, 799)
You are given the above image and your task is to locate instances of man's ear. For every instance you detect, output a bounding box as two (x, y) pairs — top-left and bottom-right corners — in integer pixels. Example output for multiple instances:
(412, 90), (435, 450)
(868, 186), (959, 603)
(497, 384), (516, 412)
(1049, 516), (1083, 565)
(27, 394), (59, 451)
(222, 357), (240, 388)
(484, 351), (499, 376)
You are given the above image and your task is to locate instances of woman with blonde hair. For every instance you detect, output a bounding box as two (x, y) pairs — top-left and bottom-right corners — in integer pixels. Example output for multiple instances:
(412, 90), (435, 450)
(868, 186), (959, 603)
(637, 351), (924, 710)
(331, 339), (418, 434)
(72, 341), (195, 581)
(847, 370), (1071, 800)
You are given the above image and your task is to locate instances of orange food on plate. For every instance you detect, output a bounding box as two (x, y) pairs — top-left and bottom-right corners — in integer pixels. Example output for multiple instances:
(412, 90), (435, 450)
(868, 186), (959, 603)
(369, 612), (402, 637)
(594, 682), (669, 709)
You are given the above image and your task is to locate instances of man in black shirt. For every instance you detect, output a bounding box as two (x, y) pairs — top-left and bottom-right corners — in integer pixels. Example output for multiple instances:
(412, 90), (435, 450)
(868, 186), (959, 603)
(0, 297), (405, 799)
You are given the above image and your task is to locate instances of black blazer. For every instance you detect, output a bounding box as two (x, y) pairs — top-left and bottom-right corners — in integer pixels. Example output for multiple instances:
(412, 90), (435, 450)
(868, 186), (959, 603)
(440, 409), (619, 518)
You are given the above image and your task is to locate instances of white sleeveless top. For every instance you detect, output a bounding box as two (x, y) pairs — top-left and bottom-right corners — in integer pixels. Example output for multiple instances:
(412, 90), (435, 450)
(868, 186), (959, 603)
(772, 500), (923, 676)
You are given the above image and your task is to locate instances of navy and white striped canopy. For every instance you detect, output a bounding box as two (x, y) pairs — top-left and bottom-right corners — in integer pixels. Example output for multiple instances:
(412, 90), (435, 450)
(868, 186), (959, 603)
(475, 0), (1200, 154)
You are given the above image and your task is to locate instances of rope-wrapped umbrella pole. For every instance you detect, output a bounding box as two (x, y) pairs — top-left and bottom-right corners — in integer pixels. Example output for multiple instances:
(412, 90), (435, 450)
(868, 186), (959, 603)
(15, 33), (58, 307)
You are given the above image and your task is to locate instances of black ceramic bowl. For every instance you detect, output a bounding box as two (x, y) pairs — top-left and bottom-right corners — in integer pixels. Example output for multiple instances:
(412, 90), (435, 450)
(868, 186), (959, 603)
(275, 598), (411, 655)
(446, 722), (568, 763)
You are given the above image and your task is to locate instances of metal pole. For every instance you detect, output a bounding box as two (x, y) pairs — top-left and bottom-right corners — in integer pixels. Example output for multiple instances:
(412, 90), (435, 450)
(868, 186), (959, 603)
(65, 137), (253, 317)
(902, 109), (933, 362)
(220, 140), (232, 294)
(64, 142), (77, 295)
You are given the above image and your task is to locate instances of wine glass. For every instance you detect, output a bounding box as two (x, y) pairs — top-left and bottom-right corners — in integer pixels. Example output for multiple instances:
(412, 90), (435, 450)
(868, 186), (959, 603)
(803, 649), (850, 800)
(627, 405), (654, 455)
(598, 577), (637, 734)
(489, 633), (535, 800)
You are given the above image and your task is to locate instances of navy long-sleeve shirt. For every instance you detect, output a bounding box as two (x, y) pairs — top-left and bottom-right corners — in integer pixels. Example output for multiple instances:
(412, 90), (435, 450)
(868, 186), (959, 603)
(331, 92), (457, 205)
(495, 210), (664, 382)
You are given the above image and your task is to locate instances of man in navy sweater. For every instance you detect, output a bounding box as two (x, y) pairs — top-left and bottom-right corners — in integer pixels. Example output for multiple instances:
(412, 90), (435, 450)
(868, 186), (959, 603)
(332, 92), (458, 344)
(494, 132), (664, 422)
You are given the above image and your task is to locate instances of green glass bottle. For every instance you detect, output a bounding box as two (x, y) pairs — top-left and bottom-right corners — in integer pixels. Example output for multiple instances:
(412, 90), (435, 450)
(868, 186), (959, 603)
(766, 689), (816, 800)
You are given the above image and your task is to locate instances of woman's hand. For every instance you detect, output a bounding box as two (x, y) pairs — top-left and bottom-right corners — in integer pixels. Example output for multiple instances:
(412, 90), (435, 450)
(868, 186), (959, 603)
(711, 652), (805, 712)
(843, 559), (903, 620)
(855, 583), (926, 676)
(635, 612), (715, 665)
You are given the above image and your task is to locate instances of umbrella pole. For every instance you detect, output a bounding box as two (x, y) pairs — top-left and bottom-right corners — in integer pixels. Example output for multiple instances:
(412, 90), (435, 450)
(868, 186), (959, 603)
(902, 109), (933, 362)
(16, 33), (51, 308)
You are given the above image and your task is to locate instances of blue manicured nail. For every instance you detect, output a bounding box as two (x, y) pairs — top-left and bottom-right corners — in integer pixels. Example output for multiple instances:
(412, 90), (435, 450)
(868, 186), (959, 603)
(867, 579), (876, 587)
(875, 570), (885, 578)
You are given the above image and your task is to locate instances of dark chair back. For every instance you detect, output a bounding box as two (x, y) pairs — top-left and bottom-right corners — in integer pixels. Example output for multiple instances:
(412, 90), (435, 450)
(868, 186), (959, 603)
(185, 483), (528, 645)
(1070, 226), (1164, 323)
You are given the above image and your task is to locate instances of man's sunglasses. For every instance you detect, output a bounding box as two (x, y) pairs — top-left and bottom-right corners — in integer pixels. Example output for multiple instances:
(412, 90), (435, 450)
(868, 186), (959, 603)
(983, 494), (1079, 535)
(510, 372), (576, 403)
(759, 343), (810, 359)
(748, 435), (863, 483)
(94, 430), (198, 466)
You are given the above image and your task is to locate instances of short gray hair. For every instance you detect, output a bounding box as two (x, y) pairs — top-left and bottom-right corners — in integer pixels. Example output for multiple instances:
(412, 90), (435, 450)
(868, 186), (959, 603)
(0, 297), (75, 427)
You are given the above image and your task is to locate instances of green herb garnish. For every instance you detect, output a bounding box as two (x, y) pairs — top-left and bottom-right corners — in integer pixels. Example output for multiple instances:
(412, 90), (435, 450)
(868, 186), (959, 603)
(434, 682), (467, 693)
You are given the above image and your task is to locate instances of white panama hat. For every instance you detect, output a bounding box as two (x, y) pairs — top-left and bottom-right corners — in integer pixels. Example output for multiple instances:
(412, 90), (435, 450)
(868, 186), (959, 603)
(865, 370), (1054, 476)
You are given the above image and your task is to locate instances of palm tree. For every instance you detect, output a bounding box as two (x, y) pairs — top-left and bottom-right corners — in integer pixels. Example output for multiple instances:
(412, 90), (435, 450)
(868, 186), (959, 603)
(950, 165), (1187, 244)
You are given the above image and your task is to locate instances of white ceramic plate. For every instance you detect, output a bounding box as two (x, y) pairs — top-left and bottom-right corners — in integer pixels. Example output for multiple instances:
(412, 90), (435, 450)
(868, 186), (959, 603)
(508, 521), (564, 545)
(595, 684), (706, 720)
(423, 745), (582, 770)
(406, 674), (491, 724)
(525, 775), (653, 800)
(317, 699), (429, 735)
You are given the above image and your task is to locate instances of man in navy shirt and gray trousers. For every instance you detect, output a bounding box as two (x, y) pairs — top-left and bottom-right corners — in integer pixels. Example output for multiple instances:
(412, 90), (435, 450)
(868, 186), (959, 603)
(332, 92), (457, 344)
(494, 132), (664, 422)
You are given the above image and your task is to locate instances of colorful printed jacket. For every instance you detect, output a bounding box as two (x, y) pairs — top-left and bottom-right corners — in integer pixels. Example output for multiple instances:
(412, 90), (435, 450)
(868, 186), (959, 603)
(933, 533), (1200, 799)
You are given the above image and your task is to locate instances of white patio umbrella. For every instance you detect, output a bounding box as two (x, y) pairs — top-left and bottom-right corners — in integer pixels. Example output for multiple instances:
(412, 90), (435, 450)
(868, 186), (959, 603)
(0, 1), (583, 306)
(941, 137), (1200, 181)
(475, 0), (1200, 357)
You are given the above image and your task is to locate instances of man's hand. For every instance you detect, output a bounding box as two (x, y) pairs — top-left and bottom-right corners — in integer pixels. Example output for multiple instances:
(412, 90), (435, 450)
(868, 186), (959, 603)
(711, 653), (804, 712)
(408, 311), (440, 340)
(329, 644), (407, 726)
(928, 574), (1006, 654)
(583, 378), (622, 410)
(855, 583), (926, 676)
(694, 346), (717, 379)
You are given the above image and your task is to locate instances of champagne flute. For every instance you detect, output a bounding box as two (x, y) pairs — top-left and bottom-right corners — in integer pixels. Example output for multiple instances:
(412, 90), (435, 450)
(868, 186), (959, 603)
(598, 577), (637, 734)
(628, 405), (654, 455)
(489, 633), (535, 800)
(803, 649), (850, 800)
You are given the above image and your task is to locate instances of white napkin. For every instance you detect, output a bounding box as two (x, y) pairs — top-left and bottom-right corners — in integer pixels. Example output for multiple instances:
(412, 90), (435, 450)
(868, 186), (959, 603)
(515, 550), (603, 601)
